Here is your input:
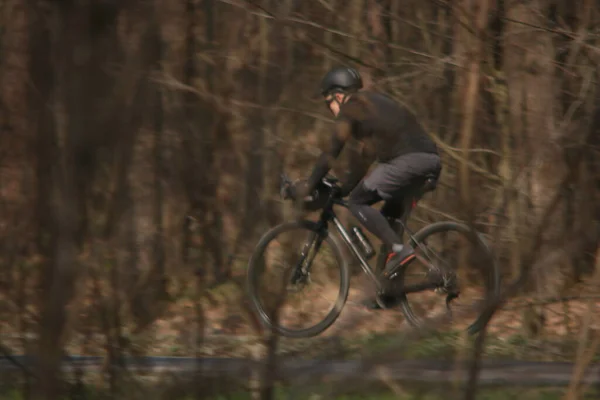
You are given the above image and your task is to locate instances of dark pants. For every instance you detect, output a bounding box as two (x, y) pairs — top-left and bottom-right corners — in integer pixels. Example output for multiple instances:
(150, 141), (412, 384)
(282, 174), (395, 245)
(347, 152), (441, 248)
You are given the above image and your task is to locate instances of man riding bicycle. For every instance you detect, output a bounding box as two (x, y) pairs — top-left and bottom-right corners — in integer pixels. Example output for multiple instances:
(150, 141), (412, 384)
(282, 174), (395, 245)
(290, 66), (442, 309)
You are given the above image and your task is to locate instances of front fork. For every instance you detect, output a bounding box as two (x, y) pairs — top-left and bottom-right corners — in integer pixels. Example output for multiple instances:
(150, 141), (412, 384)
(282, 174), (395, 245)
(290, 228), (325, 285)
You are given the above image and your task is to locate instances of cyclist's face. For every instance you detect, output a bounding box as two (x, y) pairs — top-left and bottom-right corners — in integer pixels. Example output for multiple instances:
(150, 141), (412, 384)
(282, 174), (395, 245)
(324, 93), (342, 116)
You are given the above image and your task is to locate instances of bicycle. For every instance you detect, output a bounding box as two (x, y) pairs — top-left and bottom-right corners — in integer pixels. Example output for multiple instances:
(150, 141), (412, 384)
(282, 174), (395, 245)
(246, 173), (500, 339)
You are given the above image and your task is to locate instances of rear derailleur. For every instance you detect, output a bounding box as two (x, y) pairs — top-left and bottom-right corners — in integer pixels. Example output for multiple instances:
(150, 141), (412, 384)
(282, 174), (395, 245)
(428, 268), (460, 309)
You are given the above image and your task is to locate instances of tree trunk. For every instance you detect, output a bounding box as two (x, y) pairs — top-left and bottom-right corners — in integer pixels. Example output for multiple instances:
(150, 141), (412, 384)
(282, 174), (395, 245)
(30, 3), (92, 397)
(454, 0), (491, 213)
(503, 0), (562, 293)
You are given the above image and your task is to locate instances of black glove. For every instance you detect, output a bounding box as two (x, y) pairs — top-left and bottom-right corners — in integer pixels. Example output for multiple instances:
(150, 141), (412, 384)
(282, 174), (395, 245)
(294, 179), (314, 201)
(281, 179), (317, 202)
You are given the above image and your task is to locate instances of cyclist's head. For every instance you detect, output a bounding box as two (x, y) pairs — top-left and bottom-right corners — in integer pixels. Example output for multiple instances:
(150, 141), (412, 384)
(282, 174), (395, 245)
(319, 66), (363, 116)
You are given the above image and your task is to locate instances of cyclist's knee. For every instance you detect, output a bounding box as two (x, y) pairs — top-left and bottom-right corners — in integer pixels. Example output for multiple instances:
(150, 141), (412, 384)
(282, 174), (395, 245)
(348, 182), (379, 207)
(347, 196), (365, 216)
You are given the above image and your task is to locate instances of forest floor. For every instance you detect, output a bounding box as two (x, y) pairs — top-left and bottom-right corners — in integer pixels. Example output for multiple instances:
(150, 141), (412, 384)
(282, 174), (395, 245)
(38, 272), (598, 363)
(145, 270), (599, 358)
(0, 272), (599, 400)
(1, 270), (599, 362)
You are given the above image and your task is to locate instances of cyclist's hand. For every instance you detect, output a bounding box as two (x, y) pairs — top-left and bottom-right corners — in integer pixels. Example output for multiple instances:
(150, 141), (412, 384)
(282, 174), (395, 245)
(290, 179), (313, 201)
(280, 178), (299, 200)
(280, 180), (293, 200)
(280, 174), (300, 200)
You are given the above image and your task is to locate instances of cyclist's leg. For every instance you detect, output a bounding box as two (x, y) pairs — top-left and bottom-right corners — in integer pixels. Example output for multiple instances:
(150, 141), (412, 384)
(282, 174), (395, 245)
(347, 183), (402, 310)
(354, 153), (441, 309)
(347, 181), (402, 250)
(364, 153), (442, 277)
(380, 195), (408, 240)
(374, 196), (408, 278)
(366, 196), (411, 309)
(348, 168), (416, 310)
(350, 191), (421, 309)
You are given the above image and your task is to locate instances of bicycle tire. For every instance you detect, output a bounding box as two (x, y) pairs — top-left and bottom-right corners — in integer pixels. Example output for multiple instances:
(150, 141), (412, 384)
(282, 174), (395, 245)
(246, 220), (350, 338)
(397, 221), (500, 335)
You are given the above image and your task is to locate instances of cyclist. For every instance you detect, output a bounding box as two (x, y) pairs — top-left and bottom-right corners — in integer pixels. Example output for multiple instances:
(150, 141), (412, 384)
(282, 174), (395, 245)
(289, 66), (442, 309)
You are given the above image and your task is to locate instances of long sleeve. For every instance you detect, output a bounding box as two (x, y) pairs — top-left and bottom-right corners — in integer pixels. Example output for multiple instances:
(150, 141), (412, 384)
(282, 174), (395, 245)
(339, 143), (375, 196)
(306, 118), (353, 193)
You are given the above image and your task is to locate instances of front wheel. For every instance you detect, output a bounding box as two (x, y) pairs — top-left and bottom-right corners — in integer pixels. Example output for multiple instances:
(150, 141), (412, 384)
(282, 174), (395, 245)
(246, 220), (350, 338)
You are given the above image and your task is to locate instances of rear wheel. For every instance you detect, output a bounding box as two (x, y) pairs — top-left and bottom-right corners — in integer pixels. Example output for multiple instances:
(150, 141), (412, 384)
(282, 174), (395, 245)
(246, 220), (350, 338)
(393, 221), (500, 334)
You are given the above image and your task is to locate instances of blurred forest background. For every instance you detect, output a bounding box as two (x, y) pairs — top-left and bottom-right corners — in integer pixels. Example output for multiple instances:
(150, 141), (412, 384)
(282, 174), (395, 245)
(0, 0), (599, 399)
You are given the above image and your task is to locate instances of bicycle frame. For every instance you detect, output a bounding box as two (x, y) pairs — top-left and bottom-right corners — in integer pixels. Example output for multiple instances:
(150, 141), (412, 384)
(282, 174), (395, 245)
(309, 185), (418, 292)
(251, 174), (492, 337)
(320, 200), (449, 300)
(329, 206), (383, 289)
(284, 174), (443, 296)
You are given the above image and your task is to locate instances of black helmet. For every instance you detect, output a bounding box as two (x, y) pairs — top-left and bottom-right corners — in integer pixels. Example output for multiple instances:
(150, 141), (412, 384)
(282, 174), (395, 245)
(319, 66), (363, 96)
